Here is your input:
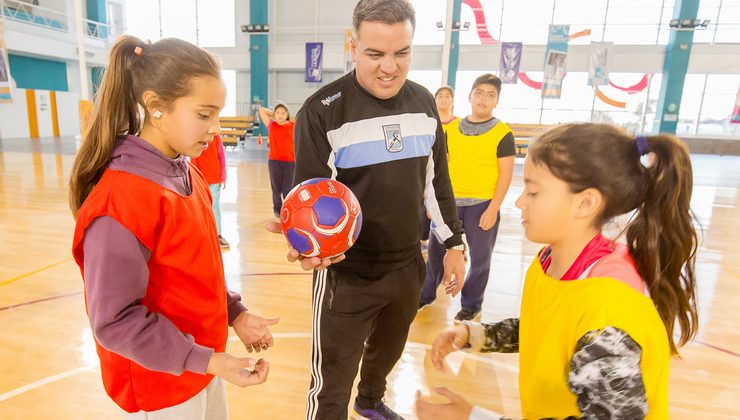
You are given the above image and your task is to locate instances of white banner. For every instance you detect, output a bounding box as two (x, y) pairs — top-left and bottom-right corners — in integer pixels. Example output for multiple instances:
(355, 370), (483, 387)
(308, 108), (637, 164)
(588, 42), (611, 87)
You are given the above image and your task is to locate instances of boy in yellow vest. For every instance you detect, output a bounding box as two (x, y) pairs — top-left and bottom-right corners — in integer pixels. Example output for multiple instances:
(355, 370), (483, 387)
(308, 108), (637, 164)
(420, 74), (515, 321)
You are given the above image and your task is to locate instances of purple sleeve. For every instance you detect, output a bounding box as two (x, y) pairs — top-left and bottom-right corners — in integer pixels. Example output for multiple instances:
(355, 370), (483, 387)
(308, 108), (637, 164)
(227, 288), (247, 325)
(83, 216), (213, 375)
(217, 137), (227, 183)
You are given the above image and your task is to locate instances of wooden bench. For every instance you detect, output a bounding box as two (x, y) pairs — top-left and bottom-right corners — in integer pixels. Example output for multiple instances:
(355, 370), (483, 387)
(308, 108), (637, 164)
(219, 116), (259, 148)
(508, 123), (552, 156)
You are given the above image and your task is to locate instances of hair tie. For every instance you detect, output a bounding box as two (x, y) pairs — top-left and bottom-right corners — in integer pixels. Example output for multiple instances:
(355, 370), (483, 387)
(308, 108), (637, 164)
(134, 46), (143, 56)
(635, 135), (649, 156)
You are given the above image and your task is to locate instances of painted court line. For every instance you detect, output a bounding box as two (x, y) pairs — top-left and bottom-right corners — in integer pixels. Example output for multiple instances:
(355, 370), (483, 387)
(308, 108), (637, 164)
(0, 366), (96, 403)
(0, 258), (71, 287)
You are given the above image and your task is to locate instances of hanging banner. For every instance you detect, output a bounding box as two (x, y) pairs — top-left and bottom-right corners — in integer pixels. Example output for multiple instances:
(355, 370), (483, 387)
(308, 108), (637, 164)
(0, 22), (12, 102)
(542, 24), (569, 99)
(588, 42), (611, 87)
(305, 42), (323, 83)
(343, 29), (354, 74)
(732, 85), (740, 124)
(499, 42), (522, 84)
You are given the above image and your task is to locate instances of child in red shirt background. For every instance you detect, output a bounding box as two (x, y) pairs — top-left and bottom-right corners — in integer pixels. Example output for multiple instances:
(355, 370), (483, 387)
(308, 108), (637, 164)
(191, 133), (230, 249)
(259, 103), (295, 218)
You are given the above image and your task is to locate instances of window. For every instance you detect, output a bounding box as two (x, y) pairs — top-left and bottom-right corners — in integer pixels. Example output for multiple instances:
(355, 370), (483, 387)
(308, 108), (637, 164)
(222, 69), (237, 117)
(676, 74), (706, 135)
(123, 0), (234, 47)
(197, 0), (235, 47)
(160, 0), (197, 44)
(499, 0), (555, 44)
(698, 74), (740, 136)
(458, 0), (504, 45)
(409, 0), (445, 45)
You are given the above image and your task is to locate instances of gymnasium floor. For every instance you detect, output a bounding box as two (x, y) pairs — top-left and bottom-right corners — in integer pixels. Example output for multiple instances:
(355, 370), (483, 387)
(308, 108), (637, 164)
(0, 136), (738, 419)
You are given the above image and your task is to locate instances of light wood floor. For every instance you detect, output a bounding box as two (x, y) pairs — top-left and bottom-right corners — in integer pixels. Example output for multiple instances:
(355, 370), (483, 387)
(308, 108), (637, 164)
(0, 137), (738, 419)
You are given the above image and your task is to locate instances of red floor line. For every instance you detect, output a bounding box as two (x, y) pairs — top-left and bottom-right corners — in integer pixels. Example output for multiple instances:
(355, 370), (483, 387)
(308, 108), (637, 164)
(692, 339), (740, 358)
(0, 291), (82, 312)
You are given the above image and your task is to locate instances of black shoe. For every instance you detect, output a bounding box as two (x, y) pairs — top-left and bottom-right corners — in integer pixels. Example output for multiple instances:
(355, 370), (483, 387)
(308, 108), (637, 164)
(218, 235), (230, 250)
(454, 309), (481, 322)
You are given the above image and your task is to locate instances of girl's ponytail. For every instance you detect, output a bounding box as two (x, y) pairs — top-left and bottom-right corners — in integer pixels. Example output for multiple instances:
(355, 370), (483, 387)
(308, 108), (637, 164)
(626, 134), (699, 355)
(69, 36), (144, 217)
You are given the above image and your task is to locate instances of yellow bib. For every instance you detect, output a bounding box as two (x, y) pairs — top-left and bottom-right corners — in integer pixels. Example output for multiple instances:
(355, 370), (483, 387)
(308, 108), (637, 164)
(518, 256), (670, 419)
(446, 118), (511, 199)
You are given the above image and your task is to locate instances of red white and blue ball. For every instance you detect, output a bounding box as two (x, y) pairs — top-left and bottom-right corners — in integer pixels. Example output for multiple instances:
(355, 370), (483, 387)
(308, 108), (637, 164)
(280, 178), (362, 258)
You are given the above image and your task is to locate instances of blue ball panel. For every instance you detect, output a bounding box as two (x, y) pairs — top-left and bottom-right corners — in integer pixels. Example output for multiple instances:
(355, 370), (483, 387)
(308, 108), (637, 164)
(301, 178), (327, 186)
(353, 214), (363, 241)
(314, 197), (345, 227)
(286, 228), (312, 254)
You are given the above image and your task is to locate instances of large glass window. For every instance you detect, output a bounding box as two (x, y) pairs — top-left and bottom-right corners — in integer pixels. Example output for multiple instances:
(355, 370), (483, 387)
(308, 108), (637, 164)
(458, 0), (504, 45)
(197, 0), (235, 47)
(714, 3), (740, 43)
(409, 0), (740, 46)
(602, 0), (664, 44)
(222, 69), (237, 117)
(124, 0), (235, 47)
(676, 74), (706, 135)
(698, 74), (740, 136)
(640, 73), (663, 134)
(160, 0), (198, 44)
(495, 72), (545, 124)
(409, 0), (446, 45)
(499, 0), (555, 45)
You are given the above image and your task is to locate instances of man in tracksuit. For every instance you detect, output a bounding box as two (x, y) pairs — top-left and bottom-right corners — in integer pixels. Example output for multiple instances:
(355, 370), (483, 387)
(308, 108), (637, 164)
(273, 1), (467, 418)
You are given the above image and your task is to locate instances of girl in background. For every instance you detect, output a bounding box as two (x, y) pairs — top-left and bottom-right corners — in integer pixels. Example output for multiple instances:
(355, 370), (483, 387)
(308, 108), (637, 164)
(259, 103), (295, 218)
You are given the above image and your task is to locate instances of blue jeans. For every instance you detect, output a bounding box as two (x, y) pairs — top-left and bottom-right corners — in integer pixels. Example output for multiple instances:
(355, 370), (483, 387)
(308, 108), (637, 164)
(208, 184), (222, 235)
(421, 200), (500, 312)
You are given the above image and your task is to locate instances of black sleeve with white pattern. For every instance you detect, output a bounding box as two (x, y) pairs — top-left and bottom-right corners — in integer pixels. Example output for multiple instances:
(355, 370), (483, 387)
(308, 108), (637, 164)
(567, 326), (648, 420)
(478, 326), (647, 420)
(478, 318), (520, 353)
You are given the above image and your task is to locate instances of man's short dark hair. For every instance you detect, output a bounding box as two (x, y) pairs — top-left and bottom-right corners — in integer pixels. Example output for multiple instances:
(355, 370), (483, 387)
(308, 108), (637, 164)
(471, 73), (502, 95)
(352, 0), (416, 35)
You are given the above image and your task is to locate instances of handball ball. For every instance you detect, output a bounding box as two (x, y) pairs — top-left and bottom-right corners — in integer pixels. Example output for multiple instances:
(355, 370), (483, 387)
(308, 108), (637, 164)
(280, 178), (363, 258)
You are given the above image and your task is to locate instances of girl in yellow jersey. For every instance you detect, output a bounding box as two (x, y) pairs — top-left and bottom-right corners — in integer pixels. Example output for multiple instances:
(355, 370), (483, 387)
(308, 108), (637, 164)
(416, 123), (699, 420)
(435, 86), (459, 129)
(421, 86), (460, 251)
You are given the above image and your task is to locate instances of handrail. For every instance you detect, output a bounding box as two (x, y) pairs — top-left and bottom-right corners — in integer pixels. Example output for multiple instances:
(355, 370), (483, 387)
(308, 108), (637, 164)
(1, 0), (110, 40)
(1, 0), (68, 32)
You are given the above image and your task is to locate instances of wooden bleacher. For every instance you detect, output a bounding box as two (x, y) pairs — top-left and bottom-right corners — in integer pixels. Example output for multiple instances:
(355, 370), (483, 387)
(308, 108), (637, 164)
(508, 123), (552, 156)
(219, 116), (259, 148)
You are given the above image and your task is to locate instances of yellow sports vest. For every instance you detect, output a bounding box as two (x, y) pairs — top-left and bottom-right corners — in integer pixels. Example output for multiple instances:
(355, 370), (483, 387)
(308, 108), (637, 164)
(441, 116), (459, 133)
(518, 256), (670, 419)
(446, 118), (511, 199)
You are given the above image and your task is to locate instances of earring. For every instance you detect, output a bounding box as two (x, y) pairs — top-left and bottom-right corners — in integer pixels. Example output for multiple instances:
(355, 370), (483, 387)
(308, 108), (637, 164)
(152, 109), (162, 119)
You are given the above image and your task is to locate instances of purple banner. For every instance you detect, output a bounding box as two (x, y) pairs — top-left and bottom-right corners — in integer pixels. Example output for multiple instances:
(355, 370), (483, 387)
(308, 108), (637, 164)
(499, 42), (522, 84)
(305, 42), (323, 83)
